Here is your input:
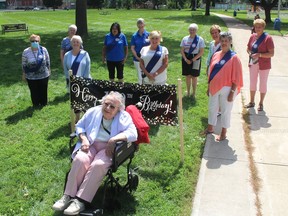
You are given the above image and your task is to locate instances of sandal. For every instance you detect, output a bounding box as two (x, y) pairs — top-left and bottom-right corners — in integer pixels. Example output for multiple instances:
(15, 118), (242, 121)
(200, 129), (214, 136)
(244, 102), (255, 108)
(257, 104), (264, 111)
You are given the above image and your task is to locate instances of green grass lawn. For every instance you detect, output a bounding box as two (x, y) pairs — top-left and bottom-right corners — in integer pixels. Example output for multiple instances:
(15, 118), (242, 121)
(0, 8), (250, 215)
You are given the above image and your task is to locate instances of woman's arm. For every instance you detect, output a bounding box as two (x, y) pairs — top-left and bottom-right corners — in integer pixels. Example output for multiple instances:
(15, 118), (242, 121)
(154, 54), (168, 77)
(122, 46), (128, 64)
(102, 46), (107, 63)
(180, 47), (191, 64)
(131, 45), (140, 61)
(192, 47), (204, 62)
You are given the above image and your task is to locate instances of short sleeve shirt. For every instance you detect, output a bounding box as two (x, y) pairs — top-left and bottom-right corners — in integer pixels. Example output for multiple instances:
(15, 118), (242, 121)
(104, 33), (128, 61)
(180, 35), (205, 54)
(130, 30), (150, 61)
(247, 33), (274, 70)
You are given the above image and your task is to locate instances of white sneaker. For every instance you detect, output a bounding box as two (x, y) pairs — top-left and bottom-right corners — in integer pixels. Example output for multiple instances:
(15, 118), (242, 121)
(64, 199), (85, 215)
(52, 194), (71, 211)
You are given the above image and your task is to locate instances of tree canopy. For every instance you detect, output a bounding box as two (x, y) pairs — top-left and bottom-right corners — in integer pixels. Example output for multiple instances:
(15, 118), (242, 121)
(42, 0), (63, 9)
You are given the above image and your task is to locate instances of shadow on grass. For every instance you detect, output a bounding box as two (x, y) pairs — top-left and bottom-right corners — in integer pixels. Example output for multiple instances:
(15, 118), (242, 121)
(49, 93), (70, 106)
(47, 124), (70, 141)
(89, 186), (137, 216)
(138, 162), (182, 190)
(182, 95), (197, 110)
(5, 106), (39, 125)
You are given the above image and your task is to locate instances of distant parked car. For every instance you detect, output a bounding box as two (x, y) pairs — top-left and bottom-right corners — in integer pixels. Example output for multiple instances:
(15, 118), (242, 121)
(33, 7), (40, 11)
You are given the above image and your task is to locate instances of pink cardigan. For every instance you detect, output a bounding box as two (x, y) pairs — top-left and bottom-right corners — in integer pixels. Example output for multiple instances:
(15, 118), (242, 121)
(208, 51), (243, 96)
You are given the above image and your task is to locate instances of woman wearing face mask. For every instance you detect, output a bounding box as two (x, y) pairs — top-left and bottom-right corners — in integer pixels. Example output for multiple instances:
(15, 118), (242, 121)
(22, 34), (50, 107)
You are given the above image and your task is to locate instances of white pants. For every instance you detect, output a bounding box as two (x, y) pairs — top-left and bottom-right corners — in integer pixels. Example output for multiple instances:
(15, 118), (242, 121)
(208, 86), (236, 129)
(133, 61), (143, 84)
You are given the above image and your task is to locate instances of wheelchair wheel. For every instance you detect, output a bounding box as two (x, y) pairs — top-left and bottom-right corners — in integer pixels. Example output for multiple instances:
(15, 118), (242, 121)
(129, 174), (139, 191)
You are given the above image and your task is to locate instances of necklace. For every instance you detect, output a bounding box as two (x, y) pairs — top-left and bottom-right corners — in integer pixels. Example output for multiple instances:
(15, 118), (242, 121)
(101, 118), (113, 135)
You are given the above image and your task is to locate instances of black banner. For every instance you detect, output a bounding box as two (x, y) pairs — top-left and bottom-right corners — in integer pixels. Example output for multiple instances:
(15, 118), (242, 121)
(70, 76), (178, 125)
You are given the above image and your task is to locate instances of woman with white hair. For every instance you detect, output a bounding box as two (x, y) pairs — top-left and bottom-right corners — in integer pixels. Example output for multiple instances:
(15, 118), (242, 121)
(130, 18), (150, 84)
(60, 24), (79, 65)
(63, 35), (91, 81)
(61, 24), (84, 89)
(180, 23), (205, 98)
(63, 35), (91, 122)
(52, 91), (138, 215)
(139, 30), (169, 85)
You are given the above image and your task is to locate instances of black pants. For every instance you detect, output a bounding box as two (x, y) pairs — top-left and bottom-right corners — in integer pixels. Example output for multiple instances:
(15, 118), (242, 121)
(27, 77), (49, 107)
(107, 60), (124, 80)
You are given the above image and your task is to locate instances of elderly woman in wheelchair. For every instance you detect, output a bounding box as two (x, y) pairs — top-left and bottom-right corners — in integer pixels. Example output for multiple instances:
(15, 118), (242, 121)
(52, 91), (137, 215)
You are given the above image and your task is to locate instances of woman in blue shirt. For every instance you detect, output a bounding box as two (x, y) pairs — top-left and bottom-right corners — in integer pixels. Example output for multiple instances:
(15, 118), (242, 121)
(131, 18), (150, 84)
(102, 22), (128, 82)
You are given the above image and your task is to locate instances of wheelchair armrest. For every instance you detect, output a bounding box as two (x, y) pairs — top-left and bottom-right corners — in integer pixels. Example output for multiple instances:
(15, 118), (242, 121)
(70, 132), (77, 139)
(112, 141), (136, 172)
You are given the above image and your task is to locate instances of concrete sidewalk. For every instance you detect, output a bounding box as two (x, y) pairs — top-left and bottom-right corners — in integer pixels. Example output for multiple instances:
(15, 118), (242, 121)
(191, 14), (288, 216)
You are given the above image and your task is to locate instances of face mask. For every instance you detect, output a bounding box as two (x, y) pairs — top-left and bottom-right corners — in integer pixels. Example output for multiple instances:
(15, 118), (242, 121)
(31, 42), (39, 49)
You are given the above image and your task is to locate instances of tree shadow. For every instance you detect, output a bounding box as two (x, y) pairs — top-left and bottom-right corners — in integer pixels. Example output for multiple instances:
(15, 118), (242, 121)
(46, 124), (70, 141)
(137, 162), (182, 190)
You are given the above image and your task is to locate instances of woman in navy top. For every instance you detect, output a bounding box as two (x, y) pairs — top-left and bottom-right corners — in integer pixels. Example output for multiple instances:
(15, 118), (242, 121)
(102, 22), (128, 82)
(131, 18), (150, 84)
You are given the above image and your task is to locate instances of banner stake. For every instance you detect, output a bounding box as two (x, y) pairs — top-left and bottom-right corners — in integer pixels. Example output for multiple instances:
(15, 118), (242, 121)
(178, 78), (184, 164)
(69, 70), (75, 133)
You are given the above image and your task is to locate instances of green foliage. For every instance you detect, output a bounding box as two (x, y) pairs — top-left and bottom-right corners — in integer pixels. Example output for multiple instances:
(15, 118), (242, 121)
(0, 9), (227, 215)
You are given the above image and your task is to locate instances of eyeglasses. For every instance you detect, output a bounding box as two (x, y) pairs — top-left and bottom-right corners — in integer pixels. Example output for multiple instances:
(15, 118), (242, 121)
(103, 102), (117, 110)
(30, 40), (39, 43)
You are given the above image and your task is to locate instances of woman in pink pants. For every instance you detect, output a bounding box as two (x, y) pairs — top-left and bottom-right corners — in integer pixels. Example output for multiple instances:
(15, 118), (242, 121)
(245, 19), (274, 111)
(52, 91), (137, 215)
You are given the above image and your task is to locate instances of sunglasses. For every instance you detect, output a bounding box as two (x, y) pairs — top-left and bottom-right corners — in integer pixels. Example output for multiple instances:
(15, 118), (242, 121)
(104, 102), (117, 110)
(30, 40), (39, 43)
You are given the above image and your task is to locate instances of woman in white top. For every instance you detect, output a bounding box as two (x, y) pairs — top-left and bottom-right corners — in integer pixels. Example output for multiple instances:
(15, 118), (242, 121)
(180, 23), (205, 98)
(140, 30), (169, 85)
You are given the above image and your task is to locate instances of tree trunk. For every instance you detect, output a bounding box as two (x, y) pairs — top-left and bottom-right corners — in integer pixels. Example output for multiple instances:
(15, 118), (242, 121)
(76, 0), (88, 37)
(205, 0), (211, 16)
(264, 7), (272, 23)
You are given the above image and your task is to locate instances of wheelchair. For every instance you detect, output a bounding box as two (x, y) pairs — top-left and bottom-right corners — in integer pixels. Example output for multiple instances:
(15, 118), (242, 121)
(68, 133), (139, 215)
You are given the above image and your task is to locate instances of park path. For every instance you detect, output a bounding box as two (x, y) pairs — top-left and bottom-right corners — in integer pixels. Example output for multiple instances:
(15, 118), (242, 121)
(191, 14), (288, 216)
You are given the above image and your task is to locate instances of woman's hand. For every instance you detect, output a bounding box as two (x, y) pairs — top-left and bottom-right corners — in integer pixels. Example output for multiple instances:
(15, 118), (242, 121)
(185, 58), (192, 65)
(80, 139), (90, 153)
(121, 57), (127, 65)
(147, 73), (155, 81)
(227, 91), (234, 102)
(251, 53), (260, 59)
(106, 138), (117, 157)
